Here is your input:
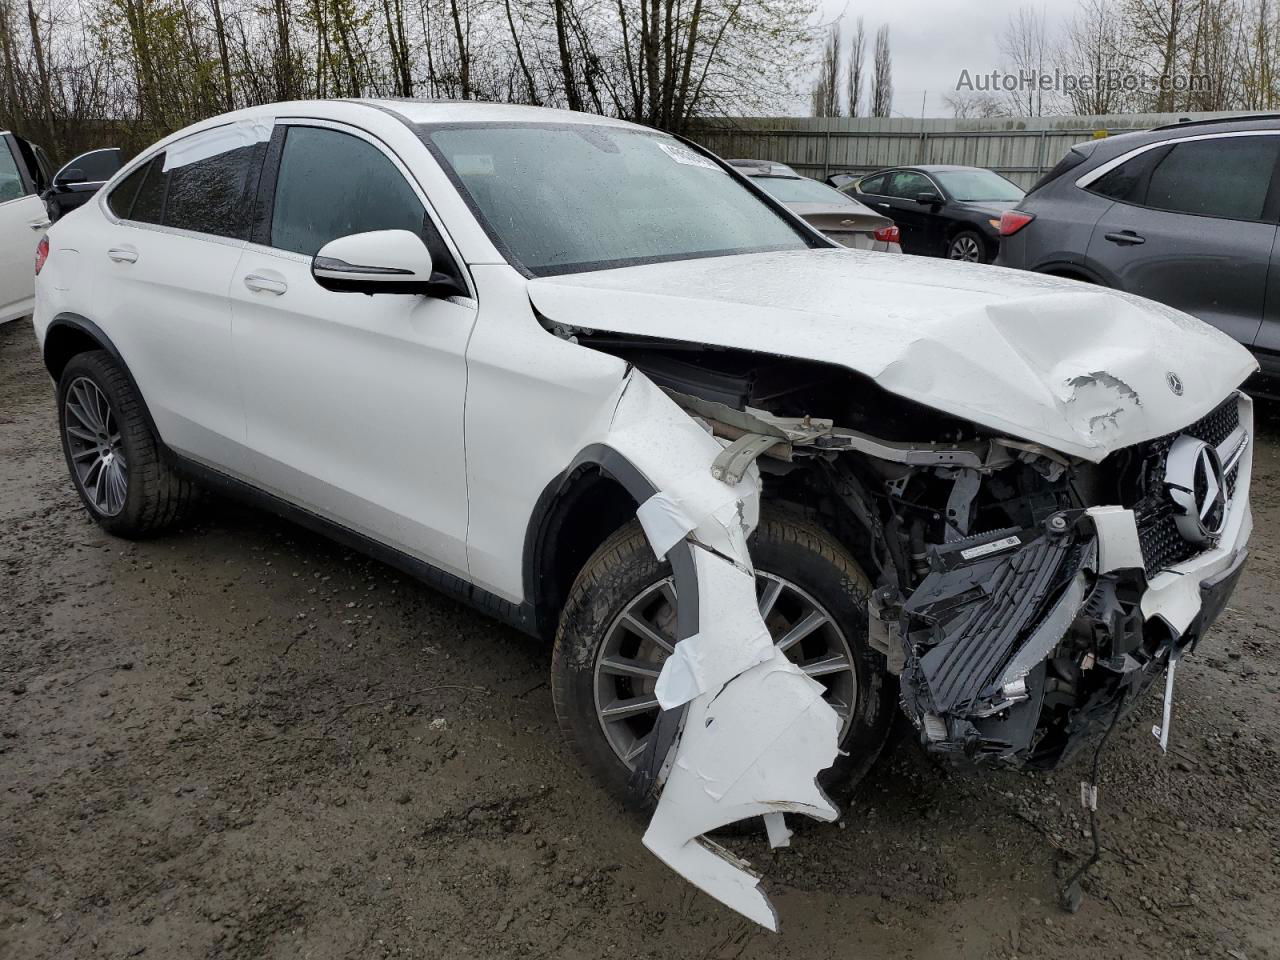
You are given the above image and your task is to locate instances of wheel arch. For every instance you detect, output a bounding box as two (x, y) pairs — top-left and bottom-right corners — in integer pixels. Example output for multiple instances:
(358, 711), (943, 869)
(522, 444), (700, 644)
(43, 314), (162, 440)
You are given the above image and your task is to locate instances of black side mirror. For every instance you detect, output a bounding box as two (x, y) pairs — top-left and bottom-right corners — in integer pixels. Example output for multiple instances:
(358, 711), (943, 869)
(916, 190), (942, 206)
(56, 168), (87, 186)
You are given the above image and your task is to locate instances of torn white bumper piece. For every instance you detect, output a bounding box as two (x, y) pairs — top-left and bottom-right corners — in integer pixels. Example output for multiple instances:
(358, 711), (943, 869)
(605, 371), (841, 932)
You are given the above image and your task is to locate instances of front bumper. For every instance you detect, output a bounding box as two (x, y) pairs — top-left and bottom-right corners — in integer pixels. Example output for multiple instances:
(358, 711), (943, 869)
(896, 393), (1253, 766)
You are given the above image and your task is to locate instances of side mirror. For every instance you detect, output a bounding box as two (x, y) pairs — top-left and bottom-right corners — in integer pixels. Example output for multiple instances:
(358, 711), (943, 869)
(312, 230), (435, 295)
(56, 168), (87, 186)
(915, 190), (942, 206)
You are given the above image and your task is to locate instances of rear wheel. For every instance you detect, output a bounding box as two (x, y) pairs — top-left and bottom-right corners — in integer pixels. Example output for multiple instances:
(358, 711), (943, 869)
(551, 511), (895, 804)
(57, 350), (197, 537)
(947, 230), (988, 263)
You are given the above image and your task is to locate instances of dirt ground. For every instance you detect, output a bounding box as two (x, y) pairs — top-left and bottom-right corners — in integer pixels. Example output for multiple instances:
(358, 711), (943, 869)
(2, 318), (1278, 960)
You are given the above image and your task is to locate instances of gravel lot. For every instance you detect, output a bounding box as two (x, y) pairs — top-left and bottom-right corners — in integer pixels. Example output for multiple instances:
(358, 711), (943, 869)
(2, 318), (1278, 960)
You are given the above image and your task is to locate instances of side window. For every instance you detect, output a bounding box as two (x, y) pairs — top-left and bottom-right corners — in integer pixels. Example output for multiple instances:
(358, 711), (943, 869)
(270, 126), (426, 256)
(164, 143), (258, 239)
(858, 173), (886, 195)
(127, 156), (167, 224)
(0, 139), (26, 202)
(1145, 137), (1280, 221)
(1089, 145), (1170, 204)
(107, 160), (152, 219)
(888, 171), (932, 199)
(61, 148), (123, 183)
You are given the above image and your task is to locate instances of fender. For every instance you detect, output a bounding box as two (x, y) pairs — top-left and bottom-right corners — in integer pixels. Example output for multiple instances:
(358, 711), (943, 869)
(43, 313), (164, 442)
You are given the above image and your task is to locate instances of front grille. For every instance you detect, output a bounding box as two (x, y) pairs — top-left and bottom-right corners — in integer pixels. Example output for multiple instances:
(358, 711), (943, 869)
(1131, 395), (1241, 578)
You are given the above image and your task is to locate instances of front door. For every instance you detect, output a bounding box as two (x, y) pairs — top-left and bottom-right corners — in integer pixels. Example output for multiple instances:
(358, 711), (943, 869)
(0, 135), (49, 323)
(230, 121), (475, 577)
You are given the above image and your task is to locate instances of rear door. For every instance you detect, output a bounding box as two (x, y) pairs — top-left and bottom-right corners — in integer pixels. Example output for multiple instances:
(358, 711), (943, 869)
(229, 120), (475, 576)
(1085, 133), (1280, 347)
(857, 170), (938, 254)
(47, 147), (124, 220)
(0, 133), (51, 323)
(93, 127), (264, 470)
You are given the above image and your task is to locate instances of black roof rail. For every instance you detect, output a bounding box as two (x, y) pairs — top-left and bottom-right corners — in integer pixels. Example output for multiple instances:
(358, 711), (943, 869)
(1151, 113), (1280, 131)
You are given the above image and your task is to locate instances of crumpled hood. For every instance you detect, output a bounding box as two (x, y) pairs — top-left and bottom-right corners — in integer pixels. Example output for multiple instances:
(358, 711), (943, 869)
(527, 249), (1257, 462)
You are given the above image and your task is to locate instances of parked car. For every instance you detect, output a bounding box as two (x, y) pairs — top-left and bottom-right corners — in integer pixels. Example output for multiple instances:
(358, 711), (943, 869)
(728, 159), (900, 252)
(1, 130), (52, 324)
(43, 147), (124, 222)
(33, 100), (1255, 930)
(843, 164), (1025, 262)
(995, 115), (1280, 377)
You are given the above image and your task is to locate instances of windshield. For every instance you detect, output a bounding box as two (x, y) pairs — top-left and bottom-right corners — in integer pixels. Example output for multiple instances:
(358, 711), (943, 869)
(422, 124), (813, 275)
(933, 169), (1025, 202)
(752, 176), (855, 205)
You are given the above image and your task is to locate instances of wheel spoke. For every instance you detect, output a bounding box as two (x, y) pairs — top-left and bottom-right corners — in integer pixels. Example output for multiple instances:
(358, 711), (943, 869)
(600, 695), (660, 721)
(776, 608), (829, 654)
(801, 654), (853, 678)
(621, 613), (675, 655)
(623, 735), (653, 763)
(757, 577), (784, 618)
(599, 655), (663, 680)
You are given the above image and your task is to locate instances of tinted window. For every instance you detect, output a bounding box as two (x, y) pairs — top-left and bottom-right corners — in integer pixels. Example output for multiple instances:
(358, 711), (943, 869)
(62, 148), (123, 183)
(165, 144), (257, 239)
(270, 127), (425, 256)
(882, 171), (933, 199)
(857, 174), (887, 195)
(107, 161), (150, 218)
(1088, 148), (1165, 203)
(129, 156), (167, 224)
(0, 140), (25, 202)
(425, 124), (809, 275)
(1145, 136), (1280, 221)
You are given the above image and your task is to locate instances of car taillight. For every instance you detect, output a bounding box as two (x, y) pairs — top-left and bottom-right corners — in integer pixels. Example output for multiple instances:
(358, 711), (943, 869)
(999, 211), (1035, 236)
(34, 235), (49, 275)
(873, 225), (900, 244)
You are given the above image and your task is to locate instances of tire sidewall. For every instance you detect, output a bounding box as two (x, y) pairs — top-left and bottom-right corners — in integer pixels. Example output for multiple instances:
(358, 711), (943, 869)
(948, 229), (988, 263)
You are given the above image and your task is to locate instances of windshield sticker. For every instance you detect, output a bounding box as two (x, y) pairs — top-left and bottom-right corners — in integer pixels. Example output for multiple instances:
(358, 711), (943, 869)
(656, 142), (721, 171)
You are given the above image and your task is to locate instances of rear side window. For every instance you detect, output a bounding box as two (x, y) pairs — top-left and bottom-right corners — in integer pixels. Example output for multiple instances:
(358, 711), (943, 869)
(129, 156), (167, 224)
(269, 126), (425, 256)
(107, 160), (152, 218)
(858, 174), (887, 195)
(1087, 146), (1170, 204)
(164, 144), (257, 239)
(1145, 136), (1280, 221)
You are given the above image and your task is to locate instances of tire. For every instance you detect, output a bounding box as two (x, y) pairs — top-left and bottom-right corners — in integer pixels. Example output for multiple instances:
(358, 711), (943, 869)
(551, 510), (896, 805)
(947, 229), (988, 263)
(57, 350), (197, 537)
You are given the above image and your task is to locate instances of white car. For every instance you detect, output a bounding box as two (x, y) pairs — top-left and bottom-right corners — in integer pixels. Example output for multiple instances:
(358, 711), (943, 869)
(33, 100), (1256, 930)
(1, 130), (53, 325)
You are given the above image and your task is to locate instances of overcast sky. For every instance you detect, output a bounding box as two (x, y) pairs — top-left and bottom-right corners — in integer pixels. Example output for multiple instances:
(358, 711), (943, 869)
(809, 0), (1053, 117)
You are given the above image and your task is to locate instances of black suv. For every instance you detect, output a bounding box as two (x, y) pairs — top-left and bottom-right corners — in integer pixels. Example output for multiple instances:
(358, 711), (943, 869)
(996, 116), (1280, 374)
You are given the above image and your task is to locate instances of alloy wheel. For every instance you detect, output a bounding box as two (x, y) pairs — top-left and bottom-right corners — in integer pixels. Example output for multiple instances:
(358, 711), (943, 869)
(948, 235), (982, 261)
(592, 571), (858, 768)
(64, 377), (128, 516)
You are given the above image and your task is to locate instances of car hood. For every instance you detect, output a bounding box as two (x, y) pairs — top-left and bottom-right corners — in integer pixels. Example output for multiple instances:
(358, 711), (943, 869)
(527, 249), (1257, 462)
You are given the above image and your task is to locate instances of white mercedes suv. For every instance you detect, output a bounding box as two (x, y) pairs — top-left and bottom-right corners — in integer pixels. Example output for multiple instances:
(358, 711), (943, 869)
(33, 99), (1256, 929)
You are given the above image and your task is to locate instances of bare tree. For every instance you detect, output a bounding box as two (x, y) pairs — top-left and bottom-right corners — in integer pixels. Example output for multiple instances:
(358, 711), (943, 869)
(1000, 6), (1056, 115)
(1058, 0), (1133, 114)
(846, 15), (864, 116)
(871, 22), (891, 117)
(943, 90), (1007, 117)
(808, 20), (839, 116)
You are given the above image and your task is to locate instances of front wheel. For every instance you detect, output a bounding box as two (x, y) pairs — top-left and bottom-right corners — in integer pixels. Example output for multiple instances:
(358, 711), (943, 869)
(551, 511), (896, 804)
(57, 350), (197, 537)
(947, 229), (989, 263)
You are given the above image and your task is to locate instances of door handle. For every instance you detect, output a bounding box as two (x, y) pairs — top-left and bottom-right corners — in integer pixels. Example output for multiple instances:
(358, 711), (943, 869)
(1103, 230), (1145, 246)
(28, 218), (49, 231)
(244, 274), (287, 295)
(107, 247), (138, 263)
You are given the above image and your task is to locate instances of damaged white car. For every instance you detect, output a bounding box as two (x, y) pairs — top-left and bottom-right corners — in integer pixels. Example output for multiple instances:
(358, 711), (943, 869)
(33, 101), (1256, 930)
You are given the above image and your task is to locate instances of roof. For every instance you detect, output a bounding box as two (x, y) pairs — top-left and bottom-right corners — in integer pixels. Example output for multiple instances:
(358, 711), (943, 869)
(356, 98), (645, 130)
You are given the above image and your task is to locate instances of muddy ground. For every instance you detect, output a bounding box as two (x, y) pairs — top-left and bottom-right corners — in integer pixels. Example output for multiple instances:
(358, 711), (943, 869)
(1, 318), (1277, 960)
